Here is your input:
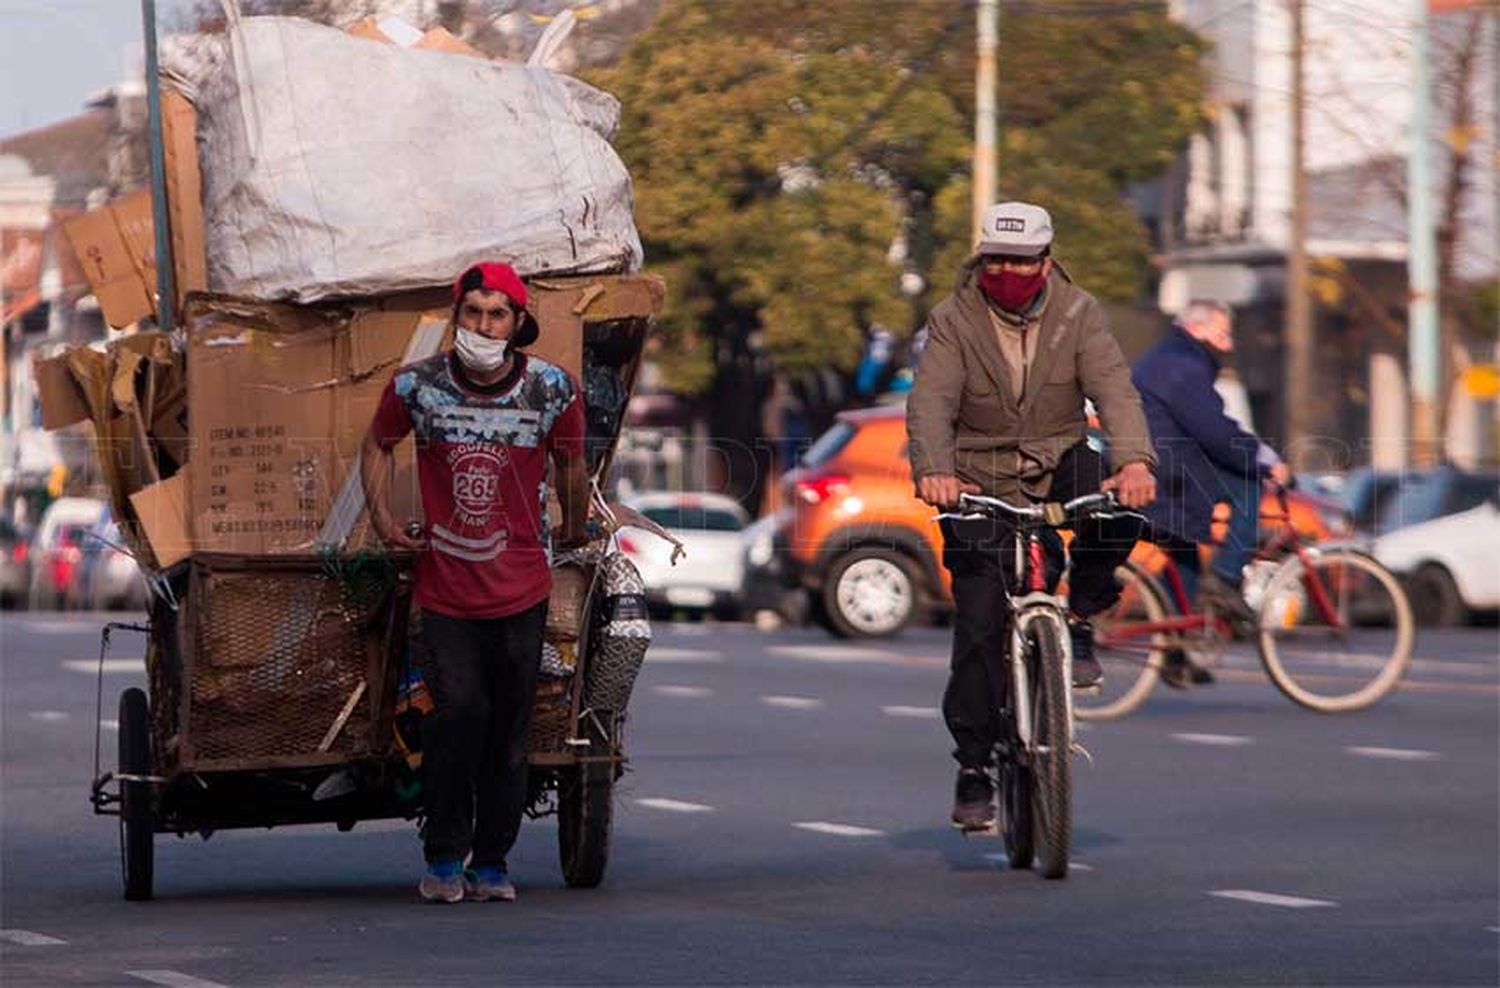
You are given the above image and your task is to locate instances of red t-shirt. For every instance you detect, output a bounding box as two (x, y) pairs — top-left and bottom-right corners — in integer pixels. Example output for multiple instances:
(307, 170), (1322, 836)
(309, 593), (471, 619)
(371, 351), (585, 618)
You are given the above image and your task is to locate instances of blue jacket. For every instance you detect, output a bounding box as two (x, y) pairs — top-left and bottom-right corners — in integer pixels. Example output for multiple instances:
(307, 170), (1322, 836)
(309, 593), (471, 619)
(1131, 326), (1266, 543)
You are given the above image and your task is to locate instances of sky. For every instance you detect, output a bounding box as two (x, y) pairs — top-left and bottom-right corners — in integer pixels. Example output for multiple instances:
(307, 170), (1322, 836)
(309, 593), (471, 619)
(0, 0), (154, 139)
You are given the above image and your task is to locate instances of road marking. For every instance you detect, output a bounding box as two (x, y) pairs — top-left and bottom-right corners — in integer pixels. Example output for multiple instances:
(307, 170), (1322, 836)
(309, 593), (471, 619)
(1487, 926), (1499, 934)
(14, 619), (98, 634)
(794, 821), (884, 837)
(28, 710), (70, 722)
(0, 929), (67, 946)
(635, 798), (714, 813)
(652, 685), (713, 698)
(1171, 733), (1254, 747)
(881, 705), (941, 720)
(645, 648), (724, 664)
(762, 695), (824, 710)
(766, 644), (905, 664)
(62, 659), (143, 674)
(664, 624), (713, 637)
(100, 719), (119, 731)
(1210, 890), (1337, 909)
(982, 853), (1093, 872)
(127, 972), (232, 988)
(1346, 746), (1440, 762)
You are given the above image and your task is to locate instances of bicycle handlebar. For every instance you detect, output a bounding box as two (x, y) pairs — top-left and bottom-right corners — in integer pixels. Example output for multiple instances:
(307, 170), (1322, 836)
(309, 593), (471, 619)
(935, 490), (1133, 527)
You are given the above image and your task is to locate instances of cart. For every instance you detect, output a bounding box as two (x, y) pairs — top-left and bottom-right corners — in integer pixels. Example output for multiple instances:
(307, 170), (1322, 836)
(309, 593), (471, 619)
(89, 276), (666, 900)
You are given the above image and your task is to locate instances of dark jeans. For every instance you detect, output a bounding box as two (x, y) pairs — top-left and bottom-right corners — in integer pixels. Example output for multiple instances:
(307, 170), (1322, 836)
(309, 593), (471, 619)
(939, 442), (1143, 768)
(419, 603), (546, 869)
(1163, 463), (1262, 600)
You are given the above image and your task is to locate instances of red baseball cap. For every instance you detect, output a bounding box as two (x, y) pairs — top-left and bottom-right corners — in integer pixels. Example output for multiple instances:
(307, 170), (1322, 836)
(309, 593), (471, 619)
(452, 261), (528, 309)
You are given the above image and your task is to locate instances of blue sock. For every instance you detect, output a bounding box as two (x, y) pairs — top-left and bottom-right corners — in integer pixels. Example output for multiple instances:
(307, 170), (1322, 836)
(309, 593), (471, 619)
(472, 865), (506, 882)
(427, 859), (462, 879)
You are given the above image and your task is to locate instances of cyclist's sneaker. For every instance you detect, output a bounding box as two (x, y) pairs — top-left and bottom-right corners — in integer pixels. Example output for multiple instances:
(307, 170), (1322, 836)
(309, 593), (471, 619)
(419, 860), (464, 904)
(1068, 618), (1104, 689)
(1160, 648), (1215, 689)
(1197, 571), (1257, 633)
(951, 767), (995, 831)
(464, 865), (517, 903)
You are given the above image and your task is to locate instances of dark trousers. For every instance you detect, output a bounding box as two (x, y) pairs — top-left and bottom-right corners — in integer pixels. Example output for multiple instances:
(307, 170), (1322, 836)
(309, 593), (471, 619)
(939, 442), (1142, 768)
(419, 603), (546, 869)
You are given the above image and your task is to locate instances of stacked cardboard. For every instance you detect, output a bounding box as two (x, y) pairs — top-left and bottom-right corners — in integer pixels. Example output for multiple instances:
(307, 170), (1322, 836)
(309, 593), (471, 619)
(39, 14), (666, 575)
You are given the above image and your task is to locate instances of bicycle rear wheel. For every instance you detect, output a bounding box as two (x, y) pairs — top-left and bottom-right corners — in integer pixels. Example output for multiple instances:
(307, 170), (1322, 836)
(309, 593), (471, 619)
(1078, 562), (1171, 721)
(1029, 618), (1071, 879)
(1257, 548), (1414, 712)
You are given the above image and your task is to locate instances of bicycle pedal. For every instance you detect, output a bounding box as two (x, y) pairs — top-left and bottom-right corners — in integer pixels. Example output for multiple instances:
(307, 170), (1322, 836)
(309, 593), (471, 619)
(1073, 683), (1101, 695)
(955, 821), (1001, 837)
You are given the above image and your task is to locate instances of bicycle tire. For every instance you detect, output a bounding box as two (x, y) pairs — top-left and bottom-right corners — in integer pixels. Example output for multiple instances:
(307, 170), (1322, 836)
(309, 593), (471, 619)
(1077, 561), (1171, 721)
(1029, 617), (1072, 879)
(1257, 548), (1414, 713)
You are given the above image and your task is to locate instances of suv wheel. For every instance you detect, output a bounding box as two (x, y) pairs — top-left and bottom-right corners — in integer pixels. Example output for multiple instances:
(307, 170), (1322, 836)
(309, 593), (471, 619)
(822, 548), (918, 639)
(1407, 563), (1466, 627)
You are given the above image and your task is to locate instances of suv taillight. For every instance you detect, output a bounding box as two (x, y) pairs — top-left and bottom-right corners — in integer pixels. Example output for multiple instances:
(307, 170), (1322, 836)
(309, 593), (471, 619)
(10, 543), (27, 564)
(794, 473), (851, 505)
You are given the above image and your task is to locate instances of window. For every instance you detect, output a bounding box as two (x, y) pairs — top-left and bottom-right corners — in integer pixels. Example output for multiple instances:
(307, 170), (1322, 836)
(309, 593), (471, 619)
(641, 505), (745, 533)
(800, 422), (856, 469)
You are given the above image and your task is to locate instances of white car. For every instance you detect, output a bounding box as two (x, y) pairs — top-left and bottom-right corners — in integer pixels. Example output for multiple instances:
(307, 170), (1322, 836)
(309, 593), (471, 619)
(1371, 490), (1500, 625)
(619, 491), (749, 619)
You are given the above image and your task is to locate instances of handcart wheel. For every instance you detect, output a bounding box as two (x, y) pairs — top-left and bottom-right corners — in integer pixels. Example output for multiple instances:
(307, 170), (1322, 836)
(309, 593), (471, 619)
(558, 715), (614, 888)
(119, 687), (155, 901)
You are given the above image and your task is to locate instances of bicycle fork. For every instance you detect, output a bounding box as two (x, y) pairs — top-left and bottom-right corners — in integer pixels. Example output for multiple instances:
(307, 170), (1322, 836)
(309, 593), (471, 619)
(1009, 604), (1076, 755)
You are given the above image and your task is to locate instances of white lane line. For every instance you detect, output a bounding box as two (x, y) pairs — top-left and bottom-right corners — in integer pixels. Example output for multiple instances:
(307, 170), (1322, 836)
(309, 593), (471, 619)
(1172, 733), (1254, 747)
(1487, 926), (1499, 934)
(28, 710), (70, 722)
(127, 971), (232, 988)
(652, 685), (713, 698)
(1210, 889), (1337, 909)
(635, 798), (714, 813)
(1346, 746), (1440, 762)
(13, 620), (97, 634)
(664, 624), (712, 636)
(794, 821), (885, 837)
(882, 705), (941, 720)
(762, 695), (824, 710)
(100, 719), (119, 731)
(645, 648), (724, 664)
(62, 659), (143, 674)
(0, 929), (67, 946)
(766, 644), (904, 664)
(982, 853), (1093, 872)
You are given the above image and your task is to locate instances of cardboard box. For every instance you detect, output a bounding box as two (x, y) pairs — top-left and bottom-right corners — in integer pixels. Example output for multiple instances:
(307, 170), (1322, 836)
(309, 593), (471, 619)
(62, 190), (158, 328)
(33, 353), (91, 430)
(163, 87), (207, 309)
(413, 27), (487, 60)
(129, 469), (191, 568)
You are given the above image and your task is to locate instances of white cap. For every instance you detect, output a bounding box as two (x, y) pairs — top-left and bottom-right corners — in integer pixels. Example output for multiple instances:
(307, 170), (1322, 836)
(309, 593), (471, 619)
(977, 201), (1054, 257)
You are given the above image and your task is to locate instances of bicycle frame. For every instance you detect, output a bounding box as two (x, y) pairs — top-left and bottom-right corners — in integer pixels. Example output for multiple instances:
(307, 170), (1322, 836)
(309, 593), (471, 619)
(1002, 516), (1075, 752)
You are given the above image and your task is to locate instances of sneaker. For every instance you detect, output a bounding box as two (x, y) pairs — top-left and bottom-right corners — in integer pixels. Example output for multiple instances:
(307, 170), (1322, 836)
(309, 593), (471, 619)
(1068, 618), (1103, 689)
(951, 767), (996, 831)
(1197, 571), (1257, 633)
(464, 866), (517, 903)
(1160, 649), (1215, 690)
(419, 860), (464, 904)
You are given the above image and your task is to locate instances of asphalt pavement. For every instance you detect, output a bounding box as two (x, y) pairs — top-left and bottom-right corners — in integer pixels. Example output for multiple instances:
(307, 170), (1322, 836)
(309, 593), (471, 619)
(2, 609), (1497, 986)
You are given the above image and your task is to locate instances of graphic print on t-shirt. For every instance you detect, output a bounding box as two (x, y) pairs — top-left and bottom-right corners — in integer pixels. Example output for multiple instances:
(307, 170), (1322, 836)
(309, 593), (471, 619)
(371, 352), (585, 618)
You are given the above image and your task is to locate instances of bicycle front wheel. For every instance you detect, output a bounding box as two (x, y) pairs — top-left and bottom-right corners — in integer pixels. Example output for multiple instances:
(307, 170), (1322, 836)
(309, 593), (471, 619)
(1078, 561), (1171, 721)
(1029, 618), (1072, 879)
(1257, 548), (1414, 712)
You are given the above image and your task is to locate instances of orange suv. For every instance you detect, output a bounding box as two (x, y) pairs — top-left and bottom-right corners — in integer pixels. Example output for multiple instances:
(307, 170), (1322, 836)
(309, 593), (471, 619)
(776, 405), (1348, 638)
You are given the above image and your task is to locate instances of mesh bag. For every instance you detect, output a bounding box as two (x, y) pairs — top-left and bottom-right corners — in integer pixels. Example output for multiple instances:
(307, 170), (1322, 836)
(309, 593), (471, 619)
(583, 552), (651, 713)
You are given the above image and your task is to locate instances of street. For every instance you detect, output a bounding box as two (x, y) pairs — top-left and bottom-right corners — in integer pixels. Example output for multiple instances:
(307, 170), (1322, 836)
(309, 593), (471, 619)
(2, 611), (1497, 986)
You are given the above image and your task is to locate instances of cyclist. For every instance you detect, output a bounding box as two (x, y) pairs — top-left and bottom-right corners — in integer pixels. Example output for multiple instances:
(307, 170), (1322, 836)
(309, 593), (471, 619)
(1130, 299), (1291, 685)
(907, 201), (1157, 831)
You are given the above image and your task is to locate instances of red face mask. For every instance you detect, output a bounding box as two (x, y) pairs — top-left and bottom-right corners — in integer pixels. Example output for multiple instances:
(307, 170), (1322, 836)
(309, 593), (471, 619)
(979, 268), (1047, 313)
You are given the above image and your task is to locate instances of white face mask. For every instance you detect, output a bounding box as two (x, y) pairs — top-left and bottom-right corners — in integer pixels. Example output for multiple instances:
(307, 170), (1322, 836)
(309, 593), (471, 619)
(454, 328), (509, 373)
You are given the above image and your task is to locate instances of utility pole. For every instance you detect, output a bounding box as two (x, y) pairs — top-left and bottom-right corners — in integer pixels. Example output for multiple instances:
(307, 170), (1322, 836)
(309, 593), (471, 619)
(140, 0), (175, 333)
(972, 0), (999, 241)
(1284, 0), (1313, 469)
(1408, 0), (1441, 467)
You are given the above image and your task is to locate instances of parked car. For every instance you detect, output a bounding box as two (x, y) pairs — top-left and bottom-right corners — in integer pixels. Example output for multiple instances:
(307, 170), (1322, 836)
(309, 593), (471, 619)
(27, 497), (107, 610)
(1356, 465), (1499, 537)
(1372, 481), (1500, 625)
(0, 515), (31, 609)
(619, 491), (750, 620)
(74, 510), (150, 612)
(739, 509), (801, 621)
(779, 405), (1347, 639)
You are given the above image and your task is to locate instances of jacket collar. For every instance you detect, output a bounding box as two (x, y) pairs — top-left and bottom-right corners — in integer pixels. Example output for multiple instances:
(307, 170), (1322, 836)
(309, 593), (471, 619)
(954, 262), (1072, 409)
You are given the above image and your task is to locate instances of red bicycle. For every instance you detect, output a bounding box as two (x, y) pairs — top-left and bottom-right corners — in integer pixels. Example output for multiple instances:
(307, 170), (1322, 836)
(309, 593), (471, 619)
(1079, 487), (1414, 719)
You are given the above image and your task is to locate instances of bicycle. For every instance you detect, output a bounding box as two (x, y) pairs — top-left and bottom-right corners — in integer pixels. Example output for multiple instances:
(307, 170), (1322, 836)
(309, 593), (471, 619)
(939, 490), (1134, 879)
(1081, 486), (1415, 720)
